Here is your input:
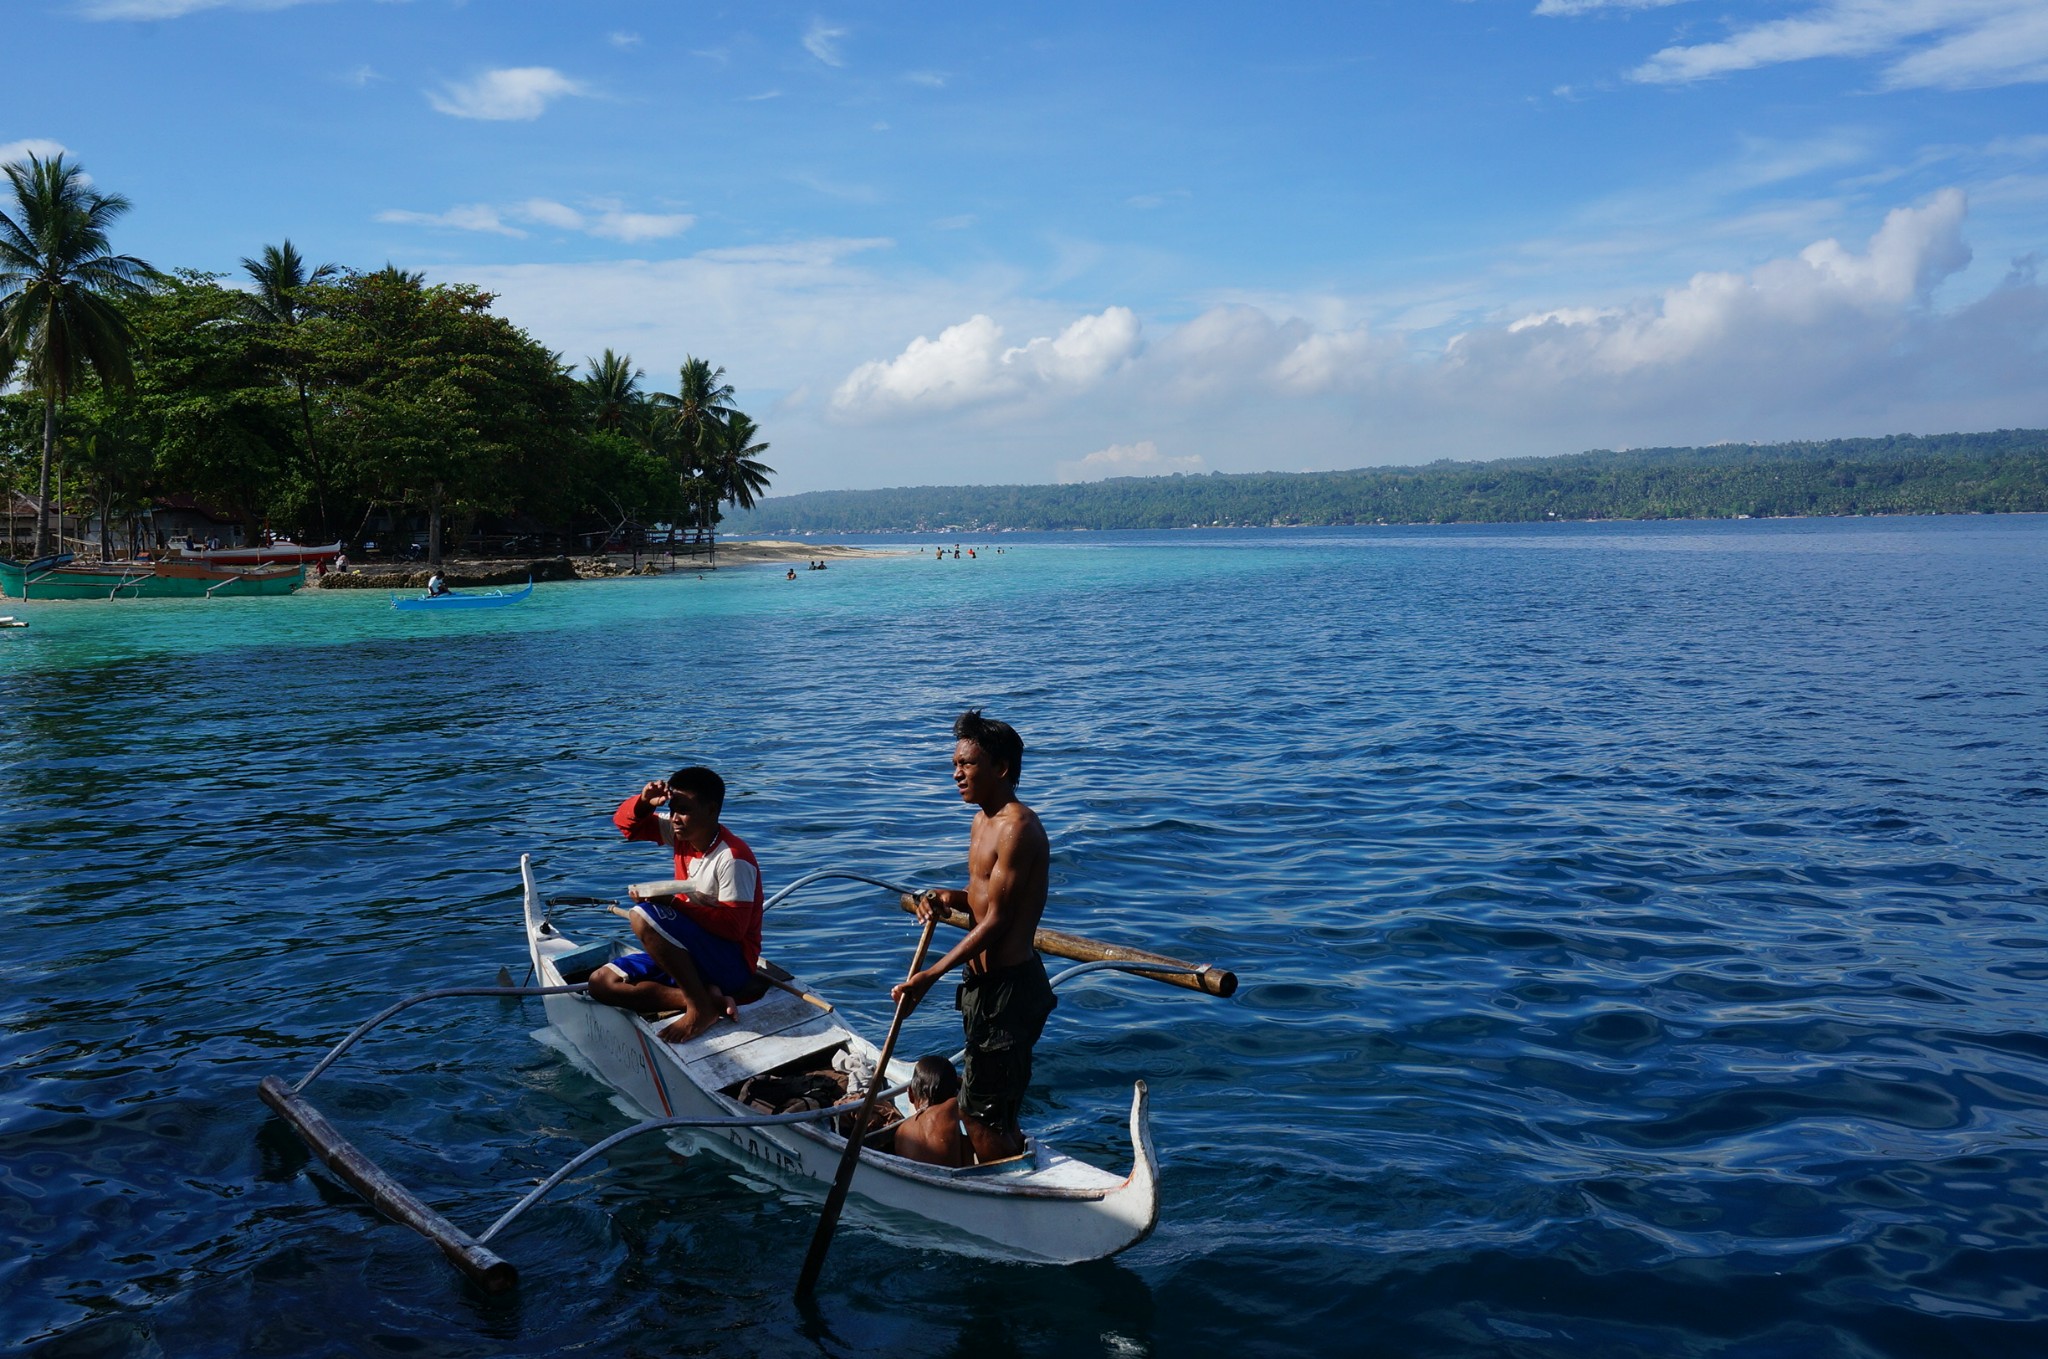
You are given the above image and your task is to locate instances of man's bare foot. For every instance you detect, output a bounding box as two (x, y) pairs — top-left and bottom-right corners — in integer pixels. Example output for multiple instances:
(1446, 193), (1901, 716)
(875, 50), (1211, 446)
(709, 986), (739, 1022)
(660, 1005), (719, 1042)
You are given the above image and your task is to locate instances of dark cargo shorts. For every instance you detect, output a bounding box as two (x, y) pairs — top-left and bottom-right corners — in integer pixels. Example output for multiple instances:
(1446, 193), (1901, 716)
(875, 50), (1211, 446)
(957, 953), (1058, 1132)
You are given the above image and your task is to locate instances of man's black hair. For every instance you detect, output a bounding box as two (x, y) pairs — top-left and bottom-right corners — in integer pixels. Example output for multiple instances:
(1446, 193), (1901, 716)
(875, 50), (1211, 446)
(668, 766), (726, 819)
(953, 709), (1023, 785)
(910, 1054), (960, 1107)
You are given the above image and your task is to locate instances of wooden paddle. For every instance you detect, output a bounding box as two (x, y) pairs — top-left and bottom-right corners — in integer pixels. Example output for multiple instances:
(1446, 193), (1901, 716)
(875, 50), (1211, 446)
(795, 914), (939, 1299)
(895, 894), (1238, 997)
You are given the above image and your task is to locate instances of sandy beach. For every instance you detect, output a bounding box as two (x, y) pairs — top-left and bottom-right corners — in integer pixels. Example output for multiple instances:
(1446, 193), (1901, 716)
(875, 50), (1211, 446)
(309, 539), (884, 589)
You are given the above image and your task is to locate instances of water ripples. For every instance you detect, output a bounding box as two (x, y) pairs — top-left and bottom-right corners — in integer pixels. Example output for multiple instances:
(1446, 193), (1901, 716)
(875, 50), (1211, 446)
(3, 517), (2047, 1356)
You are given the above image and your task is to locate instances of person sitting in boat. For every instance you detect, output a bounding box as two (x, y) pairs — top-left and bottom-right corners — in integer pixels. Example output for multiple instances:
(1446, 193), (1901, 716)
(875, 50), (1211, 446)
(891, 1055), (971, 1168)
(892, 710), (1055, 1164)
(590, 766), (764, 1043)
(426, 573), (449, 596)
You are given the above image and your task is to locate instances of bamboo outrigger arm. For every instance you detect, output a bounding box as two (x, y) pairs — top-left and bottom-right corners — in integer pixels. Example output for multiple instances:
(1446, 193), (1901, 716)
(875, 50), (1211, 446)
(260, 983), (592, 1292)
(259, 1074), (520, 1292)
(756, 868), (1239, 998)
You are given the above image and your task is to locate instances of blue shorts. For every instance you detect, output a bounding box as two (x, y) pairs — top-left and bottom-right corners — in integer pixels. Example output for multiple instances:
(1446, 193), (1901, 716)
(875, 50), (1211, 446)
(622, 903), (753, 994)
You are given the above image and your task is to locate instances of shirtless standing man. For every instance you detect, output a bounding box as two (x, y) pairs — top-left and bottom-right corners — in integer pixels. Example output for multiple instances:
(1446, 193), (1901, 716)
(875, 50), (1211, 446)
(892, 710), (1055, 1163)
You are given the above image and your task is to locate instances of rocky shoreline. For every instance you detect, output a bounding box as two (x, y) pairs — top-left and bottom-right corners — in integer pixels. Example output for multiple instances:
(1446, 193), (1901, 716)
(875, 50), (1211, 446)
(307, 540), (880, 590)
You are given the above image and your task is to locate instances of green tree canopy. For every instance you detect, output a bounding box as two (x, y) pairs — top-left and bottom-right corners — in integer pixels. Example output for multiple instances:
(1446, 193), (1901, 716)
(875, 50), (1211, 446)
(0, 153), (157, 556)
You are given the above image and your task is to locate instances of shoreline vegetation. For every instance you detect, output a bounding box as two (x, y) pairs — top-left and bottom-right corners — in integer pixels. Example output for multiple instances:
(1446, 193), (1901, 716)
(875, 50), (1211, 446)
(727, 429), (2048, 534)
(0, 155), (772, 571)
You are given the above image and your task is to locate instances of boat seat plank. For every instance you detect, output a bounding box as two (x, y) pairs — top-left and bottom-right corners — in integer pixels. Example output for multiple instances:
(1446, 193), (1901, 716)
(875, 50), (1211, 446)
(669, 985), (831, 1057)
(681, 1025), (855, 1090)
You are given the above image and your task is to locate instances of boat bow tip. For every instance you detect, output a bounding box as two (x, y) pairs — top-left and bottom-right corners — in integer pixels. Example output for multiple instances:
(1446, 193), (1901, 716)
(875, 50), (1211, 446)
(1119, 1078), (1161, 1246)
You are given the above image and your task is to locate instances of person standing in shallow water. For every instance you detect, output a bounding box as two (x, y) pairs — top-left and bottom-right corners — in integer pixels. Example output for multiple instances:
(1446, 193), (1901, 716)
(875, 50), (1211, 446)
(892, 710), (1056, 1163)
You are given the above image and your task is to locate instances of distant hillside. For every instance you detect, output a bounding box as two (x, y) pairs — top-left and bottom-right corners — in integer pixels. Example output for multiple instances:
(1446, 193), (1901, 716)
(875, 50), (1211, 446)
(725, 429), (2048, 533)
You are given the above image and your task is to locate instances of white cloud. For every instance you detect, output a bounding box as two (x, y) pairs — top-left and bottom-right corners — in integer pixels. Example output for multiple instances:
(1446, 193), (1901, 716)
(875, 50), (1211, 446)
(1408, 190), (1975, 387)
(904, 70), (947, 88)
(74, 0), (329, 17)
(428, 68), (588, 121)
(1622, 1), (2048, 91)
(804, 19), (848, 66)
(831, 306), (1141, 418)
(407, 192), (2047, 493)
(376, 204), (525, 237)
(337, 64), (384, 87)
(379, 197), (694, 242)
(517, 198), (585, 231)
(608, 31), (641, 49)
(0, 139), (74, 172)
(1055, 440), (1205, 483)
(1534, 0), (1683, 14)
(588, 210), (695, 242)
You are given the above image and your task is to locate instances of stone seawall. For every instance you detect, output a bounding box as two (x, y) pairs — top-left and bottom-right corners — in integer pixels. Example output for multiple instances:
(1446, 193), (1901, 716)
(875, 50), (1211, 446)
(310, 557), (657, 589)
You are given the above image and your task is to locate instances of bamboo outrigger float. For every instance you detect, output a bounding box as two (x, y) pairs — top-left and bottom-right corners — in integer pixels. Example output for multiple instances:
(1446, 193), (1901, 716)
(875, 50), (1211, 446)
(258, 854), (1236, 1292)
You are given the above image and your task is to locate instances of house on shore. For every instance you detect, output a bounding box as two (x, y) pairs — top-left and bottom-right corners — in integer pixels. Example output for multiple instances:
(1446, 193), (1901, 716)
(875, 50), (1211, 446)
(147, 495), (248, 552)
(4, 491), (82, 559)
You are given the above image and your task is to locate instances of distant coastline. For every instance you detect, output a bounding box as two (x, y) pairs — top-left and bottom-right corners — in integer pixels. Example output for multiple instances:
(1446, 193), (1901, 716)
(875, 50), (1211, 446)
(726, 429), (2048, 534)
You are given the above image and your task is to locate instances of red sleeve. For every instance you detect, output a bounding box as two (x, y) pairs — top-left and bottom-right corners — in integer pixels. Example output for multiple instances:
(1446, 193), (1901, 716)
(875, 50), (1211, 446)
(614, 795), (664, 844)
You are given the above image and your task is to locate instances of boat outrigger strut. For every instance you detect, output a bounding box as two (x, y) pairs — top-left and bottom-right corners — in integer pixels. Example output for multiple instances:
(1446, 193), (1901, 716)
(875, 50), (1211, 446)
(258, 978), (928, 1293)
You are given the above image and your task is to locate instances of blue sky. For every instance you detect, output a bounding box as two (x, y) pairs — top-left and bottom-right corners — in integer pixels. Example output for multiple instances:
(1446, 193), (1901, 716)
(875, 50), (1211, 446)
(7, 0), (2047, 493)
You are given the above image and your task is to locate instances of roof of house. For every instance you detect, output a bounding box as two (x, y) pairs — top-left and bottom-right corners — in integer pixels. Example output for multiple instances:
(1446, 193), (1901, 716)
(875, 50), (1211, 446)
(5, 489), (78, 516)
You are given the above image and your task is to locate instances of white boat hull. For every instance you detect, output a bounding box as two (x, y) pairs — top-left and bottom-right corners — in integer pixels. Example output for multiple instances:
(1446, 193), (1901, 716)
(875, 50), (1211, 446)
(186, 540), (343, 566)
(520, 855), (1158, 1264)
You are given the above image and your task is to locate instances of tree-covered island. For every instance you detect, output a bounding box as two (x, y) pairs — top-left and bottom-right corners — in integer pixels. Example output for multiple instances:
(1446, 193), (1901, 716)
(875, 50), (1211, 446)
(0, 154), (772, 568)
(728, 429), (2048, 535)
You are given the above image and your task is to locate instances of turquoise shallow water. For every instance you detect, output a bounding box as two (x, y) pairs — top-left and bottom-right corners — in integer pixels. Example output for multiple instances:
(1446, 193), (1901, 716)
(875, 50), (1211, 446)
(4, 518), (2047, 1357)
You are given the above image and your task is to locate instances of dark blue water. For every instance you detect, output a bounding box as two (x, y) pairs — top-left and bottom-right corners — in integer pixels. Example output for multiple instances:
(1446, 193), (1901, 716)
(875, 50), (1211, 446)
(4, 518), (2045, 1357)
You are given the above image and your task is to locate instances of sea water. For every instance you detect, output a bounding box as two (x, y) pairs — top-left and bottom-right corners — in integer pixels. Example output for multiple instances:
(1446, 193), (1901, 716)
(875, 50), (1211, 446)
(2, 518), (2045, 1358)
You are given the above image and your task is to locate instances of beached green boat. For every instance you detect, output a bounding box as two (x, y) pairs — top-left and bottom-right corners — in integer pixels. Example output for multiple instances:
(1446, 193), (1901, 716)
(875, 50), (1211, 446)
(0, 556), (306, 601)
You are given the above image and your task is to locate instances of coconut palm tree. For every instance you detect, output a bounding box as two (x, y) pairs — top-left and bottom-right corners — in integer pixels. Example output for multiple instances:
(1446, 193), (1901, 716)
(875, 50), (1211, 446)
(693, 411), (773, 558)
(711, 411), (774, 512)
(241, 239), (338, 327)
(0, 154), (156, 558)
(648, 357), (737, 544)
(580, 348), (644, 431)
(650, 356), (734, 459)
(241, 239), (340, 537)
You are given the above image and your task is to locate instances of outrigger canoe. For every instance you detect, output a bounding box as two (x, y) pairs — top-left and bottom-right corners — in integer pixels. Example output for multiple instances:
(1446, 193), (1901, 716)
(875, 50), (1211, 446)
(184, 539), (343, 567)
(257, 854), (1236, 1291)
(391, 580), (533, 611)
(0, 556), (305, 600)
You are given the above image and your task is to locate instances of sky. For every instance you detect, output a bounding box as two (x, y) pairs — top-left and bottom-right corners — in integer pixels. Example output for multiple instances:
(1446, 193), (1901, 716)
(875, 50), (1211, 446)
(6, 0), (2048, 494)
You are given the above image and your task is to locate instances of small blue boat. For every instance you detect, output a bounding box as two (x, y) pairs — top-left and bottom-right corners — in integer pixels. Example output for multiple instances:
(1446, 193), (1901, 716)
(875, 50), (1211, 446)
(392, 579), (534, 611)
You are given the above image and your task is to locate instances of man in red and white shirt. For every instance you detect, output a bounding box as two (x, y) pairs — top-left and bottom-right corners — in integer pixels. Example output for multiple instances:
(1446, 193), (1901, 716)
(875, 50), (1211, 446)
(588, 766), (765, 1042)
